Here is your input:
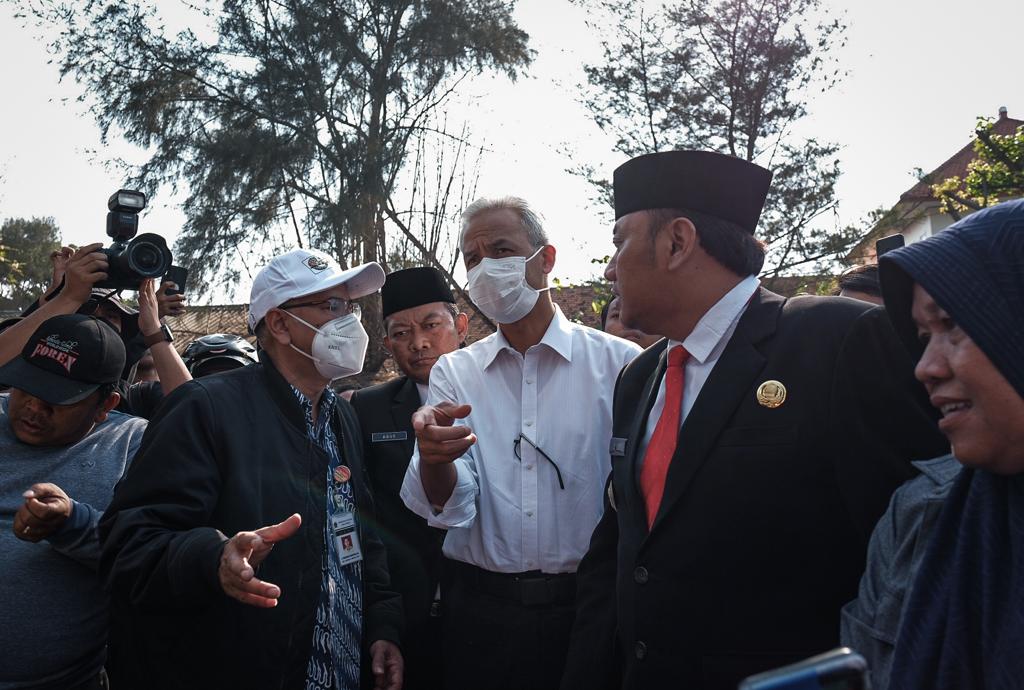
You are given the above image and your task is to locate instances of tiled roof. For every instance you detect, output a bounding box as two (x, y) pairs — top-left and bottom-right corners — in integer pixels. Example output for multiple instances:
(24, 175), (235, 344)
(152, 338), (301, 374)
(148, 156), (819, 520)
(900, 111), (1023, 201)
(847, 109), (1023, 263)
(165, 305), (254, 353)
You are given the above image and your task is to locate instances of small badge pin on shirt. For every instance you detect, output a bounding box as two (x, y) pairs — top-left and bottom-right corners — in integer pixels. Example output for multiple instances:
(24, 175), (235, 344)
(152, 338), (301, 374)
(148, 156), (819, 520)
(756, 380), (787, 409)
(334, 465), (352, 484)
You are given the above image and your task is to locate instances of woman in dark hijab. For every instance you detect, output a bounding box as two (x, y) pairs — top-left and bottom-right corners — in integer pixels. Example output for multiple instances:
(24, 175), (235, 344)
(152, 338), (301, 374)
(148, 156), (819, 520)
(879, 197), (1024, 690)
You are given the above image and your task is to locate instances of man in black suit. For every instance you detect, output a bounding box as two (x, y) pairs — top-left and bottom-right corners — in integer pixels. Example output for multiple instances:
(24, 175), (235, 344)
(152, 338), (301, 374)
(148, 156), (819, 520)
(350, 266), (467, 690)
(561, 151), (948, 690)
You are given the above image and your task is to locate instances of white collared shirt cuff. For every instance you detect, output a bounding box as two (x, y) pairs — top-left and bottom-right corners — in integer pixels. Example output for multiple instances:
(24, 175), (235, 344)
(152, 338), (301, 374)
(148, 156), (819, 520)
(401, 456), (478, 529)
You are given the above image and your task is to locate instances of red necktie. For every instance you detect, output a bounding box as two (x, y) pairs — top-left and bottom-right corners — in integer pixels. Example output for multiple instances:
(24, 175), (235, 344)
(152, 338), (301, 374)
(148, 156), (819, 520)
(640, 345), (689, 528)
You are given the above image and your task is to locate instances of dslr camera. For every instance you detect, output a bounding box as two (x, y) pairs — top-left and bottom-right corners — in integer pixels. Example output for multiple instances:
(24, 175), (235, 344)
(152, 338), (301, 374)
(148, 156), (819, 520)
(96, 189), (173, 290)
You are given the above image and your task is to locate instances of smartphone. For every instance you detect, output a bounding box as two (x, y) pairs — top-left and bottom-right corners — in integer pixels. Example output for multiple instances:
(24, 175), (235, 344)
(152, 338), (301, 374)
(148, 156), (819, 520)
(163, 266), (189, 295)
(738, 648), (870, 690)
(875, 234), (905, 257)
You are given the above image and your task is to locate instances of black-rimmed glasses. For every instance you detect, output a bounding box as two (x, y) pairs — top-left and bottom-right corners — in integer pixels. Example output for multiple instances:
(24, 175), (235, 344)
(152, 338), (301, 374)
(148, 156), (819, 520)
(514, 432), (565, 490)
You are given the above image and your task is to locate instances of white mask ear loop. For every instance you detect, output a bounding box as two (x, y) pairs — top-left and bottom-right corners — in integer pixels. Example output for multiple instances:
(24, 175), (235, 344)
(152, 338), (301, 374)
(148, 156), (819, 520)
(280, 308), (321, 335)
(526, 246), (551, 294)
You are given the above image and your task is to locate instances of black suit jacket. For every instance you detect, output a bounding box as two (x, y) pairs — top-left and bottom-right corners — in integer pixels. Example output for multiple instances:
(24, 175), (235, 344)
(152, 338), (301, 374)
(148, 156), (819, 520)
(350, 377), (445, 686)
(562, 289), (948, 690)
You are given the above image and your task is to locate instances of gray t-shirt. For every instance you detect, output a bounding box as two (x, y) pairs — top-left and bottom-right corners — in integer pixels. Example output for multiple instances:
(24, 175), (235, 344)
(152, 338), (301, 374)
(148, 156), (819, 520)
(0, 393), (147, 689)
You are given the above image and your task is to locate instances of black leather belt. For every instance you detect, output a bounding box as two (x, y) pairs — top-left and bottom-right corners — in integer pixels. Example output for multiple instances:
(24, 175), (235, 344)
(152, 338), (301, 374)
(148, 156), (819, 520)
(448, 559), (577, 607)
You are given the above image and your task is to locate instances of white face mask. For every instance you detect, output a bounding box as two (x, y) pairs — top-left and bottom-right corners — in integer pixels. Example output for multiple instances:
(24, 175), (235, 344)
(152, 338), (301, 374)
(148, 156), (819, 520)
(466, 246), (550, 324)
(283, 311), (369, 380)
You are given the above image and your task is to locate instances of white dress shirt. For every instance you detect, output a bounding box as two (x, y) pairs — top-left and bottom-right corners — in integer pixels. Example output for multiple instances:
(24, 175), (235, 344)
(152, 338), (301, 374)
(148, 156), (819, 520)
(639, 275), (761, 459)
(401, 305), (641, 574)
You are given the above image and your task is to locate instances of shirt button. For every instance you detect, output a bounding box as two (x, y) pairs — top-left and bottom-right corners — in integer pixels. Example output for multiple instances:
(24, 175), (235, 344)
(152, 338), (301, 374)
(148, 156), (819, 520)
(526, 464), (534, 470)
(525, 420), (533, 427)
(526, 561), (534, 568)
(526, 378), (533, 384)
(634, 566), (649, 584)
(635, 641), (647, 660)
(526, 511), (534, 517)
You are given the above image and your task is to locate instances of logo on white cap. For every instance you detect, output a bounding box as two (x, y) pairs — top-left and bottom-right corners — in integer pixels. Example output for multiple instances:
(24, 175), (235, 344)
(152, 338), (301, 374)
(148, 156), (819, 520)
(246, 249), (385, 333)
(304, 255), (329, 273)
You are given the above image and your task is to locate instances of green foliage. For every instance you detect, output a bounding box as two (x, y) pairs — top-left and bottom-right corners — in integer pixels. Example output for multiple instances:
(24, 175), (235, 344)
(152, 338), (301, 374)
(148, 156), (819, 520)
(932, 118), (1024, 219)
(30, 0), (531, 372)
(573, 0), (856, 276)
(0, 217), (61, 310)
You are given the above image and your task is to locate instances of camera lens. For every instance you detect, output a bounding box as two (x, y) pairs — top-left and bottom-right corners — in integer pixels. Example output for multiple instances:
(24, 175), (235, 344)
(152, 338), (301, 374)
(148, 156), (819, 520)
(126, 233), (172, 278)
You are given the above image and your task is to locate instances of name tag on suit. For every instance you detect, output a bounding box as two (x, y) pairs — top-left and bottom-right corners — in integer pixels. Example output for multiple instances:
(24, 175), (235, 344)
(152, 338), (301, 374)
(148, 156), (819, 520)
(372, 431), (408, 443)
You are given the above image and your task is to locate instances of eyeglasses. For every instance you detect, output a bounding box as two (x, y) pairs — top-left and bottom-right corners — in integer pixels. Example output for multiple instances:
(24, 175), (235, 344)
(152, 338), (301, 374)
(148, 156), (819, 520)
(283, 297), (360, 318)
(513, 432), (565, 490)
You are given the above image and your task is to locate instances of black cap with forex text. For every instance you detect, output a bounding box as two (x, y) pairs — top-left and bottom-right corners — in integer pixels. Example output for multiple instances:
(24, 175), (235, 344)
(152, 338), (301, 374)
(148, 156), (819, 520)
(0, 314), (126, 405)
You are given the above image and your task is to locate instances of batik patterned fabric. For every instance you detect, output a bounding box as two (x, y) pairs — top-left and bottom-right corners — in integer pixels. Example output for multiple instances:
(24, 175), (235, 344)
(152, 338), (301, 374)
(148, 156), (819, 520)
(293, 386), (363, 690)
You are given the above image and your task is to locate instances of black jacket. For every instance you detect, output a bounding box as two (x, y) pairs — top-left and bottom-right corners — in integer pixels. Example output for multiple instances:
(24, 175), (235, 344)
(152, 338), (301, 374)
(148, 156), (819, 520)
(562, 290), (948, 690)
(350, 376), (446, 689)
(99, 353), (402, 689)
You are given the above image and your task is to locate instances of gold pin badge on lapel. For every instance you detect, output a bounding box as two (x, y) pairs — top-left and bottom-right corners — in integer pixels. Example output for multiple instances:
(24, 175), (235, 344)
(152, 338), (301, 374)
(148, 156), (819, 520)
(756, 380), (787, 409)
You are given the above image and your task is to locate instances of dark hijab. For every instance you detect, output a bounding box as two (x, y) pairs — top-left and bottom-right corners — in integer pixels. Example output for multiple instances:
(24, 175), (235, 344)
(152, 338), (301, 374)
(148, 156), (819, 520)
(880, 198), (1024, 690)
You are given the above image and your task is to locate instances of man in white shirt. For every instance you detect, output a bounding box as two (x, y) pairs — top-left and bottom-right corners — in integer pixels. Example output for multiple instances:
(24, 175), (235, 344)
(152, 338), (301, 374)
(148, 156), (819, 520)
(401, 196), (641, 690)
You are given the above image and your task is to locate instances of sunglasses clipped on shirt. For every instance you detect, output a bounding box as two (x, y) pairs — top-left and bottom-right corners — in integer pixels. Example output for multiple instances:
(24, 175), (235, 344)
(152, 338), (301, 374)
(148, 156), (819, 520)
(514, 432), (566, 490)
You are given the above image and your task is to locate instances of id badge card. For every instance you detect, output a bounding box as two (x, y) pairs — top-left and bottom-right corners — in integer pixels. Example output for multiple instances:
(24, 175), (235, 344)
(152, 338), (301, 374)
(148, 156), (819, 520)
(331, 511), (363, 566)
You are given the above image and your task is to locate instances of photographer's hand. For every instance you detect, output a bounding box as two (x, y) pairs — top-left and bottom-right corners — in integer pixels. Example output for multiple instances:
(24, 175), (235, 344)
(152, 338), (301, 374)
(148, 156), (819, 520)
(57, 243), (108, 308)
(157, 280), (186, 318)
(48, 247), (73, 288)
(139, 278), (192, 393)
(138, 279), (161, 334)
(0, 244), (108, 368)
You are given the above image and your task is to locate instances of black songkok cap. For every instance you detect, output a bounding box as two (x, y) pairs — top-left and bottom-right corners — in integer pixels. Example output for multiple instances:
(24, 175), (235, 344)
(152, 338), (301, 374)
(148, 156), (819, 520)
(613, 150), (773, 234)
(381, 267), (455, 319)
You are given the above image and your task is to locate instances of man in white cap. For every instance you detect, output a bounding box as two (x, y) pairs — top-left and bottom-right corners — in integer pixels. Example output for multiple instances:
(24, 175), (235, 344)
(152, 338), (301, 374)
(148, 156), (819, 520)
(99, 249), (404, 690)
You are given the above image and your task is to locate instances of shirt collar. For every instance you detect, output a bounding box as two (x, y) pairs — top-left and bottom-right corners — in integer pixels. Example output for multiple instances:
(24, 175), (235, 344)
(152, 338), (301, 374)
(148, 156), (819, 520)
(289, 384), (337, 430)
(481, 304), (575, 369)
(668, 274), (760, 364)
(415, 381), (430, 403)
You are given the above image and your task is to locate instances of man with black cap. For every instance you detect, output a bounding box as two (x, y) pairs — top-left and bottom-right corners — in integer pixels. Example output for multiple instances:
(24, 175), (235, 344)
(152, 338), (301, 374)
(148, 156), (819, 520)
(561, 151), (948, 690)
(350, 266), (468, 690)
(0, 314), (148, 688)
(0, 243), (193, 419)
(98, 248), (403, 690)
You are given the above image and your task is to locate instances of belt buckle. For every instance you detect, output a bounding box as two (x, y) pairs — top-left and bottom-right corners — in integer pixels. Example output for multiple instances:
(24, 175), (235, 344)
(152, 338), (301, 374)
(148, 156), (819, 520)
(518, 577), (552, 607)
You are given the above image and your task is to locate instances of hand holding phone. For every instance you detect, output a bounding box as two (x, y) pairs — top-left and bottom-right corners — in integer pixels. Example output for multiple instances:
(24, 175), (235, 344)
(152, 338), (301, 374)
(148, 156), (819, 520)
(163, 265), (189, 296)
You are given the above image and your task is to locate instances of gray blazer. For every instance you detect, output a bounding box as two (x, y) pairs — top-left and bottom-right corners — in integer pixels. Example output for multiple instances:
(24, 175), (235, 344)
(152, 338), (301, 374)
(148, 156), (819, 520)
(840, 454), (962, 690)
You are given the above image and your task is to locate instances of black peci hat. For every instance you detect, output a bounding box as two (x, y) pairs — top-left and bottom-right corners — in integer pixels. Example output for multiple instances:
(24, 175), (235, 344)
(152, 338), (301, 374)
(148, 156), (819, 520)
(381, 267), (456, 319)
(0, 314), (126, 405)
(613, 150), (773, 233)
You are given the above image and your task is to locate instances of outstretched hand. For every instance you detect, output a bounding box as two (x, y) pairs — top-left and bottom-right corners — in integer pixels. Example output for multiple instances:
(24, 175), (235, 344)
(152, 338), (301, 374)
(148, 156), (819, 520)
(412, 401), (475, 465)
(218, 513), (302, 608)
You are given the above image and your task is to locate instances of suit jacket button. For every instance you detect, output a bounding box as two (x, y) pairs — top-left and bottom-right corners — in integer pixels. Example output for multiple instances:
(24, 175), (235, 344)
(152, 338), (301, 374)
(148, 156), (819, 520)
(634, 641), (647, 660)
(633, 566), (649, 584)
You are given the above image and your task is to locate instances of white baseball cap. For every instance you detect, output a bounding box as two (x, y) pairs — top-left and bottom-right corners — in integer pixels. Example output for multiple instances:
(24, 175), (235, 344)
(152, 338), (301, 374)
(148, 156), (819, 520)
(247, 248), (385, 332)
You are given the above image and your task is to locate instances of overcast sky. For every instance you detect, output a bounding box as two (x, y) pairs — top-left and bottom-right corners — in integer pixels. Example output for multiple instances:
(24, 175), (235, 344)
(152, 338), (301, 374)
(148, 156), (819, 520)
(1, 0), (1021, 304)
